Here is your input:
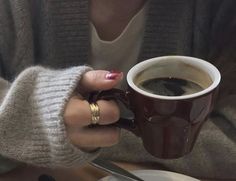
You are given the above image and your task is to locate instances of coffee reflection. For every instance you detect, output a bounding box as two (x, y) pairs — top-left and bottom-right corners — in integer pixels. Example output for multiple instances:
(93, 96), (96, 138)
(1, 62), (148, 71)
(138, 77), (204, 96)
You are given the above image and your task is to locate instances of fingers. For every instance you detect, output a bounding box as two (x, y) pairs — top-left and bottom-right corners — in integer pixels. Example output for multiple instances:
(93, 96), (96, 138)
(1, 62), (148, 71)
(80, 70), (123, 92)
(64, 96), (120, 127)
(65, 70), (122, 127)
(69, 126), (121, 148)
(64, 70), (123, 150)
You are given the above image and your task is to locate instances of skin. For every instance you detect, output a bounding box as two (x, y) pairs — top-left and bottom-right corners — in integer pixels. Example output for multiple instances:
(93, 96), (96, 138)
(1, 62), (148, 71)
(89, 0), (147, 41)
(64, 0), (146, 152)
(64, 70), (123, 151)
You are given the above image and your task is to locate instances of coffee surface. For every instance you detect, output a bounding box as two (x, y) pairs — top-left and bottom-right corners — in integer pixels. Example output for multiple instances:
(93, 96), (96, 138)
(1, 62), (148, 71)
(138, 77), (203, 96)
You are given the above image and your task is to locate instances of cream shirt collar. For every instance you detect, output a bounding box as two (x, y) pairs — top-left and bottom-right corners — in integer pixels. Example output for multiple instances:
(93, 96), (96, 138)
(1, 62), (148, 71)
(89, 2), (149, 81)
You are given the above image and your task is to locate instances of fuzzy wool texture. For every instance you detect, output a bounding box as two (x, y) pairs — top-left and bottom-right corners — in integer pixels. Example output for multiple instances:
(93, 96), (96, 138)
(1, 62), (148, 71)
(0, 66), (98, 168)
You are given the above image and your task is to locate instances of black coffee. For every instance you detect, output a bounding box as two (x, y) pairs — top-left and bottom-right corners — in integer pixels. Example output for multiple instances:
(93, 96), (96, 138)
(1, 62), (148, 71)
(138, 77), (203, 96)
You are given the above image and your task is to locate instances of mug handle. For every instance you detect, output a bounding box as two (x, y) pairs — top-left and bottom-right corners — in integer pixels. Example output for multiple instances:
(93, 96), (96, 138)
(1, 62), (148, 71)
(89, 88), (140, 136)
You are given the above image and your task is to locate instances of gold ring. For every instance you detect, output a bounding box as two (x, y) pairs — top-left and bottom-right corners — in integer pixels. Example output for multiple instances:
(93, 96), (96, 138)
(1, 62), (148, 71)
(89, 102), (100, 125)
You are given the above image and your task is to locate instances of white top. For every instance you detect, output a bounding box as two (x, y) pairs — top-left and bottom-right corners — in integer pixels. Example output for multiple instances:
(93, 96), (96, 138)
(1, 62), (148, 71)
(89, 2), (148, 87)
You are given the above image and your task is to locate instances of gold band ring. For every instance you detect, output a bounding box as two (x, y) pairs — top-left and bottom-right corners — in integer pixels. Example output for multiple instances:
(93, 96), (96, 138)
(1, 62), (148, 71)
(89, 102), (100, 125)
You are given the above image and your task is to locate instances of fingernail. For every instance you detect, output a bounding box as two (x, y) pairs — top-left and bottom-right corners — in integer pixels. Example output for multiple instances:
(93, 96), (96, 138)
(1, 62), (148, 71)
(105, 70), (123, 80)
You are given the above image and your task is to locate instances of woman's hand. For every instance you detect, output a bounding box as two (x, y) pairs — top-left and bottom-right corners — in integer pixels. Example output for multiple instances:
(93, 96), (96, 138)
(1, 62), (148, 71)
(64, 70), (123, 152)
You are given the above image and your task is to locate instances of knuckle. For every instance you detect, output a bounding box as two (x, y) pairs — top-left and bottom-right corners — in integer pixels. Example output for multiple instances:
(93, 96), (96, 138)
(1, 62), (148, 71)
(64, 112), (77, 126)
(109, 107), (120, 122)
(109, 102), (120, 121)
(105, 128), (120, 145)
(64, 99), (90, 126)
(88, 71), (101, 86)
(86, 72), (95, 82)
(99, 100), (120, 123)
(69, 133), (87, 147)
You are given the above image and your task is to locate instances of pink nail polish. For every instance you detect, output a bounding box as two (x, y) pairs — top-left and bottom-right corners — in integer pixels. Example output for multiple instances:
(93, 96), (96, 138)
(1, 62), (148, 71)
(105, 70), (123, 80)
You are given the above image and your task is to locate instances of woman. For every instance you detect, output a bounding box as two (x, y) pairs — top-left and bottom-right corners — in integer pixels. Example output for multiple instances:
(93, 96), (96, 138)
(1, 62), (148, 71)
(0, 0), (236, 178)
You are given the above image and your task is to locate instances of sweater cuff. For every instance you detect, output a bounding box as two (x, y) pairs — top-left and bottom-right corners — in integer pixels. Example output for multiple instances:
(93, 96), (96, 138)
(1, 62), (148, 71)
(31, 66), (99, 167)
(0, 66), (99, 168)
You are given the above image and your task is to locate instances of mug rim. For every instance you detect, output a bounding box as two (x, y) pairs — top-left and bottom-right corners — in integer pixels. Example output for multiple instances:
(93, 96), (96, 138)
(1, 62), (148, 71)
(127, 56), (221, 100)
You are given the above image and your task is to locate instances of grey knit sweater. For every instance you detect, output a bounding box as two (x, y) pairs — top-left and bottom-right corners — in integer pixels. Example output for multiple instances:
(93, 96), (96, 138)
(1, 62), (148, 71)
(0, 0), (236, 179)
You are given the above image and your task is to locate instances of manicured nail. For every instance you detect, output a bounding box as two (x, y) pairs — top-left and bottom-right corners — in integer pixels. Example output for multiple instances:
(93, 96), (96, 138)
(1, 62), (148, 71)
(105, 70), (123, 80)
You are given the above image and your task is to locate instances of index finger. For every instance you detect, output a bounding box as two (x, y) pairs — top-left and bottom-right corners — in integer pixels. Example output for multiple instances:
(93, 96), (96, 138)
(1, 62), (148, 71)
(79, 70), (123, 92)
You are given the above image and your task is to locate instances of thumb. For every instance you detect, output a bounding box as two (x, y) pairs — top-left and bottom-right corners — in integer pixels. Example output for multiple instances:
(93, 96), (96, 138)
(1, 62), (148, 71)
(79, 70), (123, 92)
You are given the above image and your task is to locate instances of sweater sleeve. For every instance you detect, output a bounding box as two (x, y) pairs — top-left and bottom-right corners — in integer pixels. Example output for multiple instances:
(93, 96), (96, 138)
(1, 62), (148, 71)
(208, 0), (236, 126)
(0, 65), (99, 168)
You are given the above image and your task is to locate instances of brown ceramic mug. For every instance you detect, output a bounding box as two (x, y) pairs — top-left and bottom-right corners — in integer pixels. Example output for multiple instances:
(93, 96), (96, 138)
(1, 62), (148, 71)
(91, 56), (221, 159)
